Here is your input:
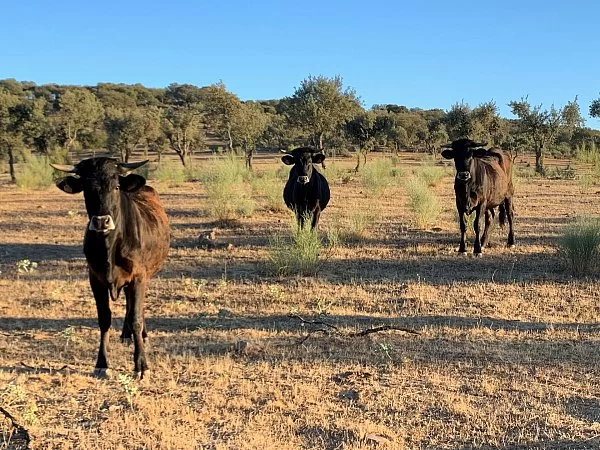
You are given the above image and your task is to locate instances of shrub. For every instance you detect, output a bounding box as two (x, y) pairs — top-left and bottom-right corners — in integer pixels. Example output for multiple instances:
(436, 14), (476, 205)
(18, 156), (55, 189)
(405, 178), (441, 229)
(360, 158), (395, 194)
(559, 217), (600, 275)
(269, 213), (322, 276)
(201, 155), (254, 221)
(251, 176), (285, 213)
(151, 159), (186, 185)
(413, 165), (446, 187)
(575, 141), (600, 166)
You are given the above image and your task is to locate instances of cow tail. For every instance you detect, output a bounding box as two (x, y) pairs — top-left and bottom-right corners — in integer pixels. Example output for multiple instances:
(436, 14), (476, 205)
(498, 203), (507, 228)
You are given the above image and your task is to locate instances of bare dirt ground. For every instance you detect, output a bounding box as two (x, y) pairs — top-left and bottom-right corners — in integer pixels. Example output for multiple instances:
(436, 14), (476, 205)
(0, 152), (599, 450)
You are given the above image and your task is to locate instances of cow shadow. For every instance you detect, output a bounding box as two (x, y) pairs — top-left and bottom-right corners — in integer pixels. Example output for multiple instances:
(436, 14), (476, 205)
(0, 243), (81, 263)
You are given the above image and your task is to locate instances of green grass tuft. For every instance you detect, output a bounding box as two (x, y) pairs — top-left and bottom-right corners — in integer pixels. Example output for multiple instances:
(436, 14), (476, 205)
(18, 156), (55, 189)
(559, 217), (600, 276)
(405, 178), (441, 229)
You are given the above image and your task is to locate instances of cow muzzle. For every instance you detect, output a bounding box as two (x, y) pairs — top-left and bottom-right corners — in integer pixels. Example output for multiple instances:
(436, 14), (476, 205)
(297, 176), (310, 184)
(456, 171), (471, 182)
(89, 215), (116, 233)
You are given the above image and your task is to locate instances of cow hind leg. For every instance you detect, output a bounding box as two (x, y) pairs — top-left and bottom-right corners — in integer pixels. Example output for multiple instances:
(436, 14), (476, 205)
(505, 197), (516, 247)
(90, 274), (111, 377)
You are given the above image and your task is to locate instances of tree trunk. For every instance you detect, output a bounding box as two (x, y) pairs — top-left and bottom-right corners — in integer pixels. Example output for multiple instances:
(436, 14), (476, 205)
(8, 147), (16, 183)
(354, 149), (363, 172)
(535, 146), (545, 174)
(176, 149), (187, 166)
(245, 146), (253, 171)
(227, 124), (233, 153)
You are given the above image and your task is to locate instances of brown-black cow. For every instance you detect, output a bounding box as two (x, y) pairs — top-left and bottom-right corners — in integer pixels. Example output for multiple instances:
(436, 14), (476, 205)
(51, 158), (169, 378)
(441, 138), (515, 256)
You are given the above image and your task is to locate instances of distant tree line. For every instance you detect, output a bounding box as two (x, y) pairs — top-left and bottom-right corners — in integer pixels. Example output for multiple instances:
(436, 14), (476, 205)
(1, 75), (599, 181)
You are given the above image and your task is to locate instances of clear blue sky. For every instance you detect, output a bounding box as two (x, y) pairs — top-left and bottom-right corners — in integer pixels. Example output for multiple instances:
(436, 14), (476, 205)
(2, 0), (599, 126)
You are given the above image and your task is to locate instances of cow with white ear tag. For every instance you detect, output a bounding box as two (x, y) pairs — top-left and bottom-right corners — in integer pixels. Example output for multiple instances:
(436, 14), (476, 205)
(51, 157), (170, 379)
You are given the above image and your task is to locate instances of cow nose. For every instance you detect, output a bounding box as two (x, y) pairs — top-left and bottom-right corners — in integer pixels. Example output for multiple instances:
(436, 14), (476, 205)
(297, 176), (310, 184)
(89, 215), (116, 232)
(456, 171), (471, 182)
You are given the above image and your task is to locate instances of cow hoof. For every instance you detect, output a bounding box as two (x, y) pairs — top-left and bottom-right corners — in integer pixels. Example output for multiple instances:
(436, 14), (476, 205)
(508, 244), (516, 249)
(474, 253), (483, 258)
(93, 368), (111, 379)
(132, 371), (147, 381)
(458, 250), (467, 255)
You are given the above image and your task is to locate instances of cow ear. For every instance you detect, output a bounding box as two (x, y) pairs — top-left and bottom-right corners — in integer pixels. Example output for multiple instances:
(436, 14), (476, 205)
(119, 174), (146, 192)
(281, 155), (294, 165)
(441, 150), (454, 159)
(472, 149), (487, 158)
(312, 153), (325, 164)
(56, 176), (83, 194)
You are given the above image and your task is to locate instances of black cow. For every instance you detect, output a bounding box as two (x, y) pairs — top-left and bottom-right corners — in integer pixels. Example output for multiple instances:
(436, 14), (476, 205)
(281, 147), (331, 229)
(441, 138), (515, 255)
(51, 158), (170, 378)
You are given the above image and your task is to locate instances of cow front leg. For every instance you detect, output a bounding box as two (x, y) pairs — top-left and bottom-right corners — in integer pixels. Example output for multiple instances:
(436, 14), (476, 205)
(90, 273), (111, 377)
(480, 209), (493, 248)
(458, 210), (467, 253)
(505, 197), (516, 247)
(473, 204), (484, 256)
(125, 279), (149, 378)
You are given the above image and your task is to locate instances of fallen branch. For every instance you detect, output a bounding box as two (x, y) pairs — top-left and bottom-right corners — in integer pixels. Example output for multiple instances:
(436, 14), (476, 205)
(350, 325), (421, 337)
(288, 314), (339, 331)
(20, 361), (71, 373)
(288, 315), (420, 345)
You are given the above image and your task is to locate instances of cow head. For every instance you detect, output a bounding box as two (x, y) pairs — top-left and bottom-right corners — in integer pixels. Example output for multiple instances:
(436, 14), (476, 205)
(441, 138), (488, 182)
(51, 158), (148, 234)
(281, 147), (325, 184)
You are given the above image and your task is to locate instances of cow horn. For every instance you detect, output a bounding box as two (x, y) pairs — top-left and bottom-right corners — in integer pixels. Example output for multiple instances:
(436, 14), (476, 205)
(468, 141), (487, 147)
(118, 160), (149, 173)
(280, 149), (292, 154)
(50, 163), (77, 173)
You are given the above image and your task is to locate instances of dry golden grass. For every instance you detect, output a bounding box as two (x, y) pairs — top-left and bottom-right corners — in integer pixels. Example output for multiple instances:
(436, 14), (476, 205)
(1, 152), (599, 450)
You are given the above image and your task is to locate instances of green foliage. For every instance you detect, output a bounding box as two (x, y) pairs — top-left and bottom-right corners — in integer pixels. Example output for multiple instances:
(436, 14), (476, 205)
(269, 214), (323, 276)
(284, 75), (362, 149)
(151, 159), (187, 185)
(575, 141), (600, 165)
(251, 174), (286, 212)
(16, 155), (55, 189)
(200, 155), (254, 221)
(404, 178), (441, 229)
(413, 165), (447, 187)
(360, 158), (399, 194)
(559, 217), (600, 275)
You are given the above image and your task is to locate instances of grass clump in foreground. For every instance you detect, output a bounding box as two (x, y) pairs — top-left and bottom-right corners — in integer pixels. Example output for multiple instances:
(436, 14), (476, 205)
(18, 156), (55, 189)
(405, 178), (441, 229)
(200, 154), (254, 221)
(269, 213), (324, 276)
(559, 217), (600, 275)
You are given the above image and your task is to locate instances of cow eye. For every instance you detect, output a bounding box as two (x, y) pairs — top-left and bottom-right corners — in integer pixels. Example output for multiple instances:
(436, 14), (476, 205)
(115, 186), (120, 191)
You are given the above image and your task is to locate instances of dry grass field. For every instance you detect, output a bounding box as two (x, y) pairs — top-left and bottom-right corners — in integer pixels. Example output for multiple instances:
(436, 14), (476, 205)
(1, 151), (599, 450)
